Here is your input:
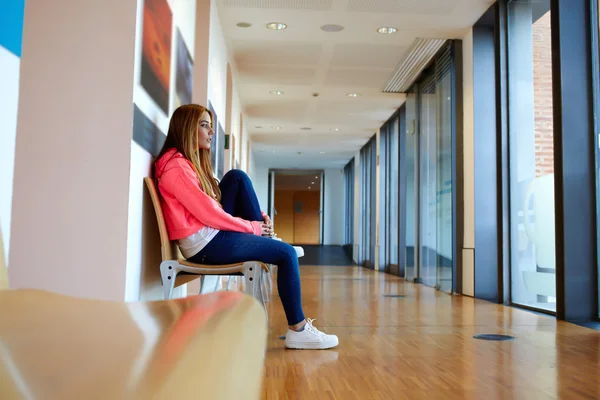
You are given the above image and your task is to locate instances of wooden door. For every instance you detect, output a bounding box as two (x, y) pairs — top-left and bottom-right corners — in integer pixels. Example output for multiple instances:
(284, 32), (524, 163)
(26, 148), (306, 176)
(293, 191), (320, 244)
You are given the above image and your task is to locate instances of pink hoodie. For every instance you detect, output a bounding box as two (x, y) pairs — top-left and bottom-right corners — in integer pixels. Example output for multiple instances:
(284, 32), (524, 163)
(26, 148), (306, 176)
(154, 148), (263, 240)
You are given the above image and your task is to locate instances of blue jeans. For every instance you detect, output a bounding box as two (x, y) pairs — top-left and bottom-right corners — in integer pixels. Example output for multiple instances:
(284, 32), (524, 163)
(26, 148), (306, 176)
(188, 169), (306, 326)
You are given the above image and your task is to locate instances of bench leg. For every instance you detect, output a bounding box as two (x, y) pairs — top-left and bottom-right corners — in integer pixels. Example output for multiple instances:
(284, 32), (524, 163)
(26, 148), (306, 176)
(160, 261), (178, 300)
(266, 265), (273, 301)
(197, 276), (206, 295)
(243, 262), (263, 306)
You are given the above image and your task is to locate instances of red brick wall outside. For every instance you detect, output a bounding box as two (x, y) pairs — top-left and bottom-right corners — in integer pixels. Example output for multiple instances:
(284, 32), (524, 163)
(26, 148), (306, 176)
(533, 11), (554, 177)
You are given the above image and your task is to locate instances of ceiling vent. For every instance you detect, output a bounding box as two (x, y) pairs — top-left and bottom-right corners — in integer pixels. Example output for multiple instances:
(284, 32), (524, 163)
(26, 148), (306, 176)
(382, 38), (447, 93)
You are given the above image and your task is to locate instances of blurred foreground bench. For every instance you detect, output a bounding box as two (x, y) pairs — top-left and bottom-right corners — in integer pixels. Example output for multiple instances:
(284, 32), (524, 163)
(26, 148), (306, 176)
(0, 289), (266, 399)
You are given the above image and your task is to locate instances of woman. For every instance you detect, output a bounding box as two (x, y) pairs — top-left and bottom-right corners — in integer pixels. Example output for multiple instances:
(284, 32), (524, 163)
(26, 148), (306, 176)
(154, 104), (338, 350)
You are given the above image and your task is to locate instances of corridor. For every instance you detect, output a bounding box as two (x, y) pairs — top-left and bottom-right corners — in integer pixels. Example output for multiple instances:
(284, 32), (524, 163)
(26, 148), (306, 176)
(263, 266), (600, 399)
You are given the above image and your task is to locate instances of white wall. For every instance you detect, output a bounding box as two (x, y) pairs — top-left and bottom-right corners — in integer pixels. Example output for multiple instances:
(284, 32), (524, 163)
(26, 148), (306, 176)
(0, 46), (20, 267)
(9, 0), (137, 300)
(126, 0), (198, 301)
(0, 0), (25, 268)
(323, 168), (344, 245)
(462, 29), (475, 296)
(207, 0), (228, 131)
(125, 0), (248, 300)
(252, 162), (270, 213)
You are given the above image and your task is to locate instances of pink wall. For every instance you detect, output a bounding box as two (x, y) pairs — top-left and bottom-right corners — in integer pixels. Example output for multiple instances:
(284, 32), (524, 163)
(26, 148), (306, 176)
(9, 0), (137, 300)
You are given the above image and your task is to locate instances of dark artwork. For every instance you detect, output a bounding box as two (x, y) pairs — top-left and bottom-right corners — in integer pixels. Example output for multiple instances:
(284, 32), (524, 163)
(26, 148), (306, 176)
(140, 0), (172, 115)
(132, 104), (165, 157)
(217, 122), (225, 179)
(174, 28), (193, 107)
(208, 101), (218, 173)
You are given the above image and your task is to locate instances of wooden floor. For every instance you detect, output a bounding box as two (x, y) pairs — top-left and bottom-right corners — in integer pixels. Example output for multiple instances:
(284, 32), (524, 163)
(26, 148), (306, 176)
(262, 266), (600, 400)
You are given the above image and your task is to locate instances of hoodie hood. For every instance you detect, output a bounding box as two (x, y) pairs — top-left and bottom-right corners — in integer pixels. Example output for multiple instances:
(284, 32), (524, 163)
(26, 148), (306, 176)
(154, 148), (184, 179)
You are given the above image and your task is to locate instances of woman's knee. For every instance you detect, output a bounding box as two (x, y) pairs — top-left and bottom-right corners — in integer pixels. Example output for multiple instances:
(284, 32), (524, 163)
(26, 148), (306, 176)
(278, 243), (299, 266)
(222, 169), (249, 183)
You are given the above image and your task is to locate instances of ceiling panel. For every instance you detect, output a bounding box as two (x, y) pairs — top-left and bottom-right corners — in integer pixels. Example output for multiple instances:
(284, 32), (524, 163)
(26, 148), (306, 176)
(346, 0), (457, 15)
(233, 40), (323, 66)
(237, 65), (317, 85)
(323, 68), (393, 88)
(330, 43), (410, 69)
(221, 0), (333, 11)
(245, 101), (310, 119)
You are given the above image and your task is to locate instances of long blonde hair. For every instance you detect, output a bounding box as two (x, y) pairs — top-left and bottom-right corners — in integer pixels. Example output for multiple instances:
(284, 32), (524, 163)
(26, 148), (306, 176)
(156, 104), (221, 202)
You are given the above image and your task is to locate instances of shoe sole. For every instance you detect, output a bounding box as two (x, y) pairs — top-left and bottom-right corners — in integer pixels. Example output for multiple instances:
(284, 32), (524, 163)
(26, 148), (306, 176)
(284, 340), (339, 350)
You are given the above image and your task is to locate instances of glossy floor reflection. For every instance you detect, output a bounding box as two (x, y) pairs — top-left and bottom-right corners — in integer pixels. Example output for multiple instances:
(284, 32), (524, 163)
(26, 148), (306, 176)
(262, 266), (600, 400)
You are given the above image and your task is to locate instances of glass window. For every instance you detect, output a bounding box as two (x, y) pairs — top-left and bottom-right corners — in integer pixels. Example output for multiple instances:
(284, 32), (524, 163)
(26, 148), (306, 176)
(388, 116), (400, 268)
(404, 89), (418, 281)
(379, 124), (389, 270)
(507, 0), (555, 312)
(344, 158), (355, 247)
(415, 43), (454, 292)
(369, 137), (377, 266)
(359, 136), (376, 267)
(379, 115), (400, 274)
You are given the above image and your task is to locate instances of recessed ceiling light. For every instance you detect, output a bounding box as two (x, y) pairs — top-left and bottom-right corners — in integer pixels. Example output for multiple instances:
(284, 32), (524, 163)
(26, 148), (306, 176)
(269, 90), (284, 95)
(377, 27), (397, 34)
(236, 22), (252, 28)
(320, 151), (326, 154)
(330, 128), (339, 131)
(308, 186), (312, 189)
(266, 22), (287, 30)
(321, 24), (344, 32)
(311, 181), (315, 184)
(346, 93), (360, 98)
(315, 176), (318, 179)
(276, 126), (281, 130)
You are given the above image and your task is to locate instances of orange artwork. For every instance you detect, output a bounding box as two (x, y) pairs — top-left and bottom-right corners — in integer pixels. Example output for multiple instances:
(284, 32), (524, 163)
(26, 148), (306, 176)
(141, 0), (172, 114)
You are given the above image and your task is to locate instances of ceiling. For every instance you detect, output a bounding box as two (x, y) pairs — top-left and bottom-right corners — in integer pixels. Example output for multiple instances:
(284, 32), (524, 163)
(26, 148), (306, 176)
(275, 172), (322, 192)
(217, 0), (495, 169)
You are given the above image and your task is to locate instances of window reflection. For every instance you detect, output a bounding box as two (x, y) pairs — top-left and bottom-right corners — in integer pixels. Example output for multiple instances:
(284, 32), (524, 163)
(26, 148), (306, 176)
(507, 0), (556, 311)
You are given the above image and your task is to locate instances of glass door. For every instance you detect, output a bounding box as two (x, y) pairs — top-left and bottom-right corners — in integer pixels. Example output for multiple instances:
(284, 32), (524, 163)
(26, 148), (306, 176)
(417, 45), (454, 292)
(436, 59), (453, 293)
(507, 0), (556, 312)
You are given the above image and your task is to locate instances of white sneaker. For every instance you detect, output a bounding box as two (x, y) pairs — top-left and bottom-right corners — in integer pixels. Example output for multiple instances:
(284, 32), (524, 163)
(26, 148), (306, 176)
(271, 235), (304, 258)
(285, 319), (339, 350)
(293, 246), (304, 258)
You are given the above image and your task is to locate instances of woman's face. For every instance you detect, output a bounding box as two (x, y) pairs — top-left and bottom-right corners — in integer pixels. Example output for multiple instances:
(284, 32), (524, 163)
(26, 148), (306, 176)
(197, 111), (214, 149)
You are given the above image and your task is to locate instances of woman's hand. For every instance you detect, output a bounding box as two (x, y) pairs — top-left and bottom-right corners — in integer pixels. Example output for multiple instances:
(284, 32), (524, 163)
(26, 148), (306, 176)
(263, 214), (272, 227)
(262, 214), (273, 237)
(261, 222), (274, 237)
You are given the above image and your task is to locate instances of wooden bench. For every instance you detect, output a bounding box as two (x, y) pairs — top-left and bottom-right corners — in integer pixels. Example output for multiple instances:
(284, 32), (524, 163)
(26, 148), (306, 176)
(0, 289), (267, 399)
(144, 177), (271, 307)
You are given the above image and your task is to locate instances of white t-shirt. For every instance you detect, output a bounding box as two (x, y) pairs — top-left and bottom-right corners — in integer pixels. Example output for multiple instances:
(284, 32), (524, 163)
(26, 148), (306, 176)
(177, 226), (220, 259)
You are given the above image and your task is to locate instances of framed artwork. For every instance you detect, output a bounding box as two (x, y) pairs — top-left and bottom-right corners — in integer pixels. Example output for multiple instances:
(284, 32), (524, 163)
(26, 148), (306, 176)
(140, 0), (172, 114)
